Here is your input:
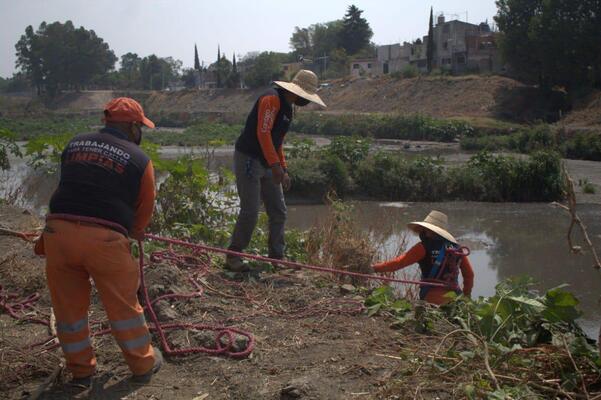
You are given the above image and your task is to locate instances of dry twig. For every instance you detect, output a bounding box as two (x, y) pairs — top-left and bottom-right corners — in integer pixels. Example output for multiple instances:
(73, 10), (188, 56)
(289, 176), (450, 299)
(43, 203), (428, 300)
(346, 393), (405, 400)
(552, 166), (601, 270)
(28, 362), (63, 400)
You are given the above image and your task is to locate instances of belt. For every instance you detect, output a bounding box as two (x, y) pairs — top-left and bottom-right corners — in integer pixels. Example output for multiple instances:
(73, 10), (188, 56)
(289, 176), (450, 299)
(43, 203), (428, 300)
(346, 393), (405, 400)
(46, 214), (129, 237)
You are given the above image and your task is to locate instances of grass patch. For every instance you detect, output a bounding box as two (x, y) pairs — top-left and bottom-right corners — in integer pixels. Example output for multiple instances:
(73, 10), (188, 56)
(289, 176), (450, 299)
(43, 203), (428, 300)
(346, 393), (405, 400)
(145, 121), (243, 147)
(0, 115), (97, 140)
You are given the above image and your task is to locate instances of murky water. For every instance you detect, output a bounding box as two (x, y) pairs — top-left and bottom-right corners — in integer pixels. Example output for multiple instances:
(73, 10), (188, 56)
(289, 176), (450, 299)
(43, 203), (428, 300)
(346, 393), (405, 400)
(287, 201), (601, 337)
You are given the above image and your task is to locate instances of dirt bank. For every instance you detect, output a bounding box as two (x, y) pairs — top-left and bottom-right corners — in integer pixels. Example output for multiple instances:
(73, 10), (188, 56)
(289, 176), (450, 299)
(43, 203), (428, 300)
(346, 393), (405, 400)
(1, 75), (547, 124)
(0, 203), (408, 400)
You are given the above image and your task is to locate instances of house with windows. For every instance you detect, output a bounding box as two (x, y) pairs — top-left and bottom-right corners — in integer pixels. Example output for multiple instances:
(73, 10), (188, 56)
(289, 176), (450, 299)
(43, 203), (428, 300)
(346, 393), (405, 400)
(350, 58), (380, 78)
(376, 14), (502, 76)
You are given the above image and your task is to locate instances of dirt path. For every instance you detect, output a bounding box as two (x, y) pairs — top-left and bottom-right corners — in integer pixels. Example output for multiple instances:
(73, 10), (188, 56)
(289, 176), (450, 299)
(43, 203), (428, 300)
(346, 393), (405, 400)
(1, 204), (410, 400)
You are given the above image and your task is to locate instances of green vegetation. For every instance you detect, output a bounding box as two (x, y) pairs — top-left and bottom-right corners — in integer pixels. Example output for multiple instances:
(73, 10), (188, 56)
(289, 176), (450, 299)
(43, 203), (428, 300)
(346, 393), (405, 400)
(289, 5), (374, 79)
(366, 278), (599, 398)
(144, 121), (243, 146)
(579, 179), (596, 195)
(292, 112), (473, 142)
(0, 115), (97, 140)
(461, 125), (601, 161)
(287, 137), (565, 202)
(147, 154), (307, 263)
(496, 0), (601, 92)
(0, 128), (22, 170)
(15, 21), (117, 96)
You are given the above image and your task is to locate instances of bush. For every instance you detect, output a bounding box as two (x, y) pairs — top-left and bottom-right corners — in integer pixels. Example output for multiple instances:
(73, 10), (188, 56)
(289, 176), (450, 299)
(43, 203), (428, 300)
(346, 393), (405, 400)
(401, 64), (419, 79)
(292, 113), (474, 142)
(289, 148), (565, 203)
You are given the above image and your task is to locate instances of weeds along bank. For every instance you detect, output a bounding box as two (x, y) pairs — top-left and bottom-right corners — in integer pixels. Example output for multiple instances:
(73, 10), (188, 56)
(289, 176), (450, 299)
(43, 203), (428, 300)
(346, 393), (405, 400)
(293, 112), (601, 162)
(287, 137), (565, 202)
(2, 113), (601, 162)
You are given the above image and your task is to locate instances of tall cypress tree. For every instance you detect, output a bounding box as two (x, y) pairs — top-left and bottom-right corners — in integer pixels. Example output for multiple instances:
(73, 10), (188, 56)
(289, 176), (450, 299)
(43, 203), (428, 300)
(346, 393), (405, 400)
(427, 7), (435, 73)
(232, 53), (237, 74)
(194, 44), (200, 70)
(217, 45), (222, 88)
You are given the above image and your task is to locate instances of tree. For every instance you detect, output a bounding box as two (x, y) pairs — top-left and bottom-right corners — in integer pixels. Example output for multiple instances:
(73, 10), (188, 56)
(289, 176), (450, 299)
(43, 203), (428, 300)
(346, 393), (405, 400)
(194, 44), (201, 70)
(242, 52), (284, 88)
(119, 52), (141, 88)
(181, 68), (197, 88)
(290, 26), (313, 57)
(227, 53), (240, 88)
(427, 7), (435, 73)
(495, 0), (601, 92)
(217, 45), (222, 88)
(15, 21), (116, 96)
(339, 5), (373, 55)
(139, 55), (182, 90)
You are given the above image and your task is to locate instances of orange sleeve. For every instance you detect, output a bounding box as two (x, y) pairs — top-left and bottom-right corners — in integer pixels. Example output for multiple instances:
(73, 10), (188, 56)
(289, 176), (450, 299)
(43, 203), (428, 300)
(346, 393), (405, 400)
(256, 94), (281, 167)
(131, 160), (156, 237)
(278, 144), (287, 170)
(373, 243), (426, 273)
(460, 256), (474, 296)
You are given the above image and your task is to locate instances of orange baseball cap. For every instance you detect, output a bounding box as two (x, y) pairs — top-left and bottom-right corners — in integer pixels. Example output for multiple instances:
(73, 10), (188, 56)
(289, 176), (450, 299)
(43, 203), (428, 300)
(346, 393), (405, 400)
(103, 97), (155, 128)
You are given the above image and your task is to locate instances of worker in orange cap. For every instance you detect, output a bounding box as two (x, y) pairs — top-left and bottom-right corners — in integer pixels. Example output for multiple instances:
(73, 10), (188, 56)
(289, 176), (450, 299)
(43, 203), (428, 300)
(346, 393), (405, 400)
(35, 97), (162, 385)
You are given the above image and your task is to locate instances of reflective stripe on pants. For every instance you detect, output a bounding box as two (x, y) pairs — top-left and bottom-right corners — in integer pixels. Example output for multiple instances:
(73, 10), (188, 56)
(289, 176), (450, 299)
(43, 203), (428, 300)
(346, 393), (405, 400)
(44, 219), (156, 377)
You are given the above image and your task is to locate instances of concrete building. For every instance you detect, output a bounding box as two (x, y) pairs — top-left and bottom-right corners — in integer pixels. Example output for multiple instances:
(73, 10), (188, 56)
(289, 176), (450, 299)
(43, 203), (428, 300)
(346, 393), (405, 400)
(376, 14), (502, 76)
(281, 62), (302, 80)
(350, 58), (380, 78)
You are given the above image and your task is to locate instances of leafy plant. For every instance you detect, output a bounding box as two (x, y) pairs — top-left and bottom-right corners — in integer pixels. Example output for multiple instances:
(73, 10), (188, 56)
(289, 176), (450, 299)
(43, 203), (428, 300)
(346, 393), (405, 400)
(0, 128), (22, 170)
(25, 132), (73, 172)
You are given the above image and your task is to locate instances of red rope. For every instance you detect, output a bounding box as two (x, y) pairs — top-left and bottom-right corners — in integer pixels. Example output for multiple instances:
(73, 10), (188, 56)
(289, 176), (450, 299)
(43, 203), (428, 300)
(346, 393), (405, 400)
(137, 240), (255, 358)
(145, 233), (450, 288)
(3, 224), (454, 363)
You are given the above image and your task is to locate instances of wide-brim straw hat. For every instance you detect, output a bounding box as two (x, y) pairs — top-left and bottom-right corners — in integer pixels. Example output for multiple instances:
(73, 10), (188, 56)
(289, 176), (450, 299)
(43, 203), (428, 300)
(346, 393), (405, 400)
(407, 210), (458, 244)
(274, 69), (327, 108)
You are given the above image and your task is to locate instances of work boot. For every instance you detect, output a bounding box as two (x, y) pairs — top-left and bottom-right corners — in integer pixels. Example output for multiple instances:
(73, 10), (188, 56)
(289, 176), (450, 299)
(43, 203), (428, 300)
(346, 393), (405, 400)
(131, 347), (163, 383)
(69, 375), (93, 387)
(225, 255), (250, 272)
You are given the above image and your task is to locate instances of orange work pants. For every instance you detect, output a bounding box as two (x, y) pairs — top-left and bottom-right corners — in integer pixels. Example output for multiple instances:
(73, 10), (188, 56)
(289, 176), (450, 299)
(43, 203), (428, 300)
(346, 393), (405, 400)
(43, 219), (155, 378)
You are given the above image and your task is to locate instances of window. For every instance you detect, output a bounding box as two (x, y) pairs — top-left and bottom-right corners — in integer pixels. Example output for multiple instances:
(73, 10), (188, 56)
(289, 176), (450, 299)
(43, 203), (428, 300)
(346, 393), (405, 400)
(353, 64), (360, 69)
(383, 63), (389, 74)
(367, 63), (372, 69)
(443, 24), (450, 34)
(283, 65), (289, 71)
(443, 41), (448, 50)
(457, 55), (466, 64)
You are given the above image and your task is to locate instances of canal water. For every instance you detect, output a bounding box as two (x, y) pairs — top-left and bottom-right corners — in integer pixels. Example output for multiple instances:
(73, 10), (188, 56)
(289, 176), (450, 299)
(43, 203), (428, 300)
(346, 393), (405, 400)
(287, 201), (601, 336)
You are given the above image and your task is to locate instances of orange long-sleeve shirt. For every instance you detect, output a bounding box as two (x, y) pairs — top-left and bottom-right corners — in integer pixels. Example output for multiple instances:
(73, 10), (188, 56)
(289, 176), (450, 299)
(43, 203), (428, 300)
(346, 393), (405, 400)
(131, 160), (156, 239)
(373, 242), (475, 303)
(256, 94), (287, 168)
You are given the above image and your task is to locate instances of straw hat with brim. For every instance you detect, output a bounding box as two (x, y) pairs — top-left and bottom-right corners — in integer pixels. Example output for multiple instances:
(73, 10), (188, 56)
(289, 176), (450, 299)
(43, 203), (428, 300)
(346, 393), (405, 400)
(274, 69), (327, 108)
(407, 210), (457, 244)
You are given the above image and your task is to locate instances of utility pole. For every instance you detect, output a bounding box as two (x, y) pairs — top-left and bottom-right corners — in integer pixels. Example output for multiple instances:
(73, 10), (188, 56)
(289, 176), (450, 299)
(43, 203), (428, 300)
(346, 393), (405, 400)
(316, 53), (329, 79)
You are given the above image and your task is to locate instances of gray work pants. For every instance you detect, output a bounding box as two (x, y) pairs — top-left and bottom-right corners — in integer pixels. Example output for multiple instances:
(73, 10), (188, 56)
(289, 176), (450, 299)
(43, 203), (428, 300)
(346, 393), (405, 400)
(228, 150), (287, 259)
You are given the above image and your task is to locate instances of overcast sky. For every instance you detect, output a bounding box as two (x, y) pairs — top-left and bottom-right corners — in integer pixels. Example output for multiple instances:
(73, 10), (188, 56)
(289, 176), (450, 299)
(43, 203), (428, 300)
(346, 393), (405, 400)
(0, 0), (498, 78)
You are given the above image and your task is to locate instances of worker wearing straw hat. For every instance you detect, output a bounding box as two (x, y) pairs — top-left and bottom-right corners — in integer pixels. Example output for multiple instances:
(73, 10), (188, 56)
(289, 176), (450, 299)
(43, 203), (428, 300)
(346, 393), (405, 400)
(371, 210), (475, 305)
(226, 70), (326, 271)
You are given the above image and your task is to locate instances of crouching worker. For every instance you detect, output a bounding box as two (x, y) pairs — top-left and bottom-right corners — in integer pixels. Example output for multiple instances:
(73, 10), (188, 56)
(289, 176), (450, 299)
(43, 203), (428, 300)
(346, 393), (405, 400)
(371, 211), (474, 305)
(35, 98), (162, 385)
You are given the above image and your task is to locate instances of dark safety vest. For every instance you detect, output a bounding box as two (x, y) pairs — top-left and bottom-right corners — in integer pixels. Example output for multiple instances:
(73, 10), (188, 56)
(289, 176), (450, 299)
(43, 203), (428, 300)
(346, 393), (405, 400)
(418, 237), (465, 300)
(235, 88), (293, 167)
(49, 128), (150, 233)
